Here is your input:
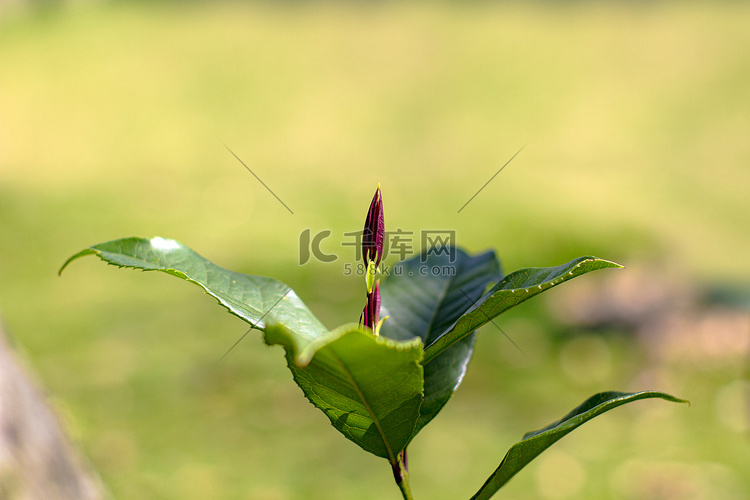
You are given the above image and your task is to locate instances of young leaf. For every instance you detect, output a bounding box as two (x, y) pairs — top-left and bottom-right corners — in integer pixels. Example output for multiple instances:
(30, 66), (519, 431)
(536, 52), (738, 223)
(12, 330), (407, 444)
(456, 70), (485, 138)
(424, 256), (622, 364)
(264, 323), (424, 461)
(61, 237), (423, 461)
(379, 249), (502, 437)
(469, 391), (689, 500)
(59, 237), (327, 340)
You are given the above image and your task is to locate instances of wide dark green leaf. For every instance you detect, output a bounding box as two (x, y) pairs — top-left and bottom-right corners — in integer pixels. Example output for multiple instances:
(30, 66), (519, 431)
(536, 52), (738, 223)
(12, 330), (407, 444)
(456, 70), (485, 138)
(424, 257), (622, 364)
(379, 249), (502, 437)
(470, 391), (688, 500)
(60, 237), (328, 342)
(265, 322), (424, 461)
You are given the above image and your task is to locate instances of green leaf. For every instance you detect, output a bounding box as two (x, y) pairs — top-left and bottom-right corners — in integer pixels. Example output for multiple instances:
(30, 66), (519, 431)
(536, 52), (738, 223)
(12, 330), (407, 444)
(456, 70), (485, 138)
(59, 237), (327, 341)
(424, 256), (622, 364)
(379, 249), (502, 437)
(61, 237), (424, 461)
(469, 391), (689, 500)
(264, 322), (424, 461)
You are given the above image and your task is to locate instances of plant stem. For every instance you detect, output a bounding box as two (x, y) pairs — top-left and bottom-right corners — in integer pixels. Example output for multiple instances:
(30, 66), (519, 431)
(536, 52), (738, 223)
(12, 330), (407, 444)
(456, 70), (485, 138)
(397, 477), (414, 500)
(392, 456), (415, 500)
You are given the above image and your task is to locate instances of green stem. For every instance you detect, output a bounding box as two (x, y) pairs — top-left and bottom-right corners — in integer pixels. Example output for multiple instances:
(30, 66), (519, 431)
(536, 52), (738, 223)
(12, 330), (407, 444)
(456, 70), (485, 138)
(392, 454), (414, 500)
(397, 477), (414, 500)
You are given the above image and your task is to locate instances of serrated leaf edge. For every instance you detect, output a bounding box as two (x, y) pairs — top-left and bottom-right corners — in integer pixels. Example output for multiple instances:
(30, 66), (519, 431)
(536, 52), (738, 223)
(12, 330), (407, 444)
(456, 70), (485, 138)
(423, 257), (622, 363)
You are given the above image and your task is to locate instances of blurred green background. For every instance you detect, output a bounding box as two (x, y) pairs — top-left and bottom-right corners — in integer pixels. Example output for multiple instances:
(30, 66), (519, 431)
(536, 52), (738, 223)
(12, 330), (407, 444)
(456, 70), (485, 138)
(1, 1), (749, 499)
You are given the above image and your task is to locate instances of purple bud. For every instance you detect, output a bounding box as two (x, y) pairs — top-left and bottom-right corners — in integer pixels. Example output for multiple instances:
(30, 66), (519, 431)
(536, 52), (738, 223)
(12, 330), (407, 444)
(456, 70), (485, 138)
(362, 186), (384, 267)
(359, 282), (381, 332)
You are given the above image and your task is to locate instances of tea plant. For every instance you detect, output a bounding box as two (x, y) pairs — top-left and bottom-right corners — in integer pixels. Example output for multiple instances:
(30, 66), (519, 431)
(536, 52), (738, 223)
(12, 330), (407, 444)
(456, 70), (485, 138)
(60, 186), (686, 499)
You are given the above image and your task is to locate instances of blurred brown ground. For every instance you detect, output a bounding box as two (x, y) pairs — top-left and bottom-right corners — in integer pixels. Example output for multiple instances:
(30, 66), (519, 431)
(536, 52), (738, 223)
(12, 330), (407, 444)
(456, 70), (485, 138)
(0, 321), (106, 500)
